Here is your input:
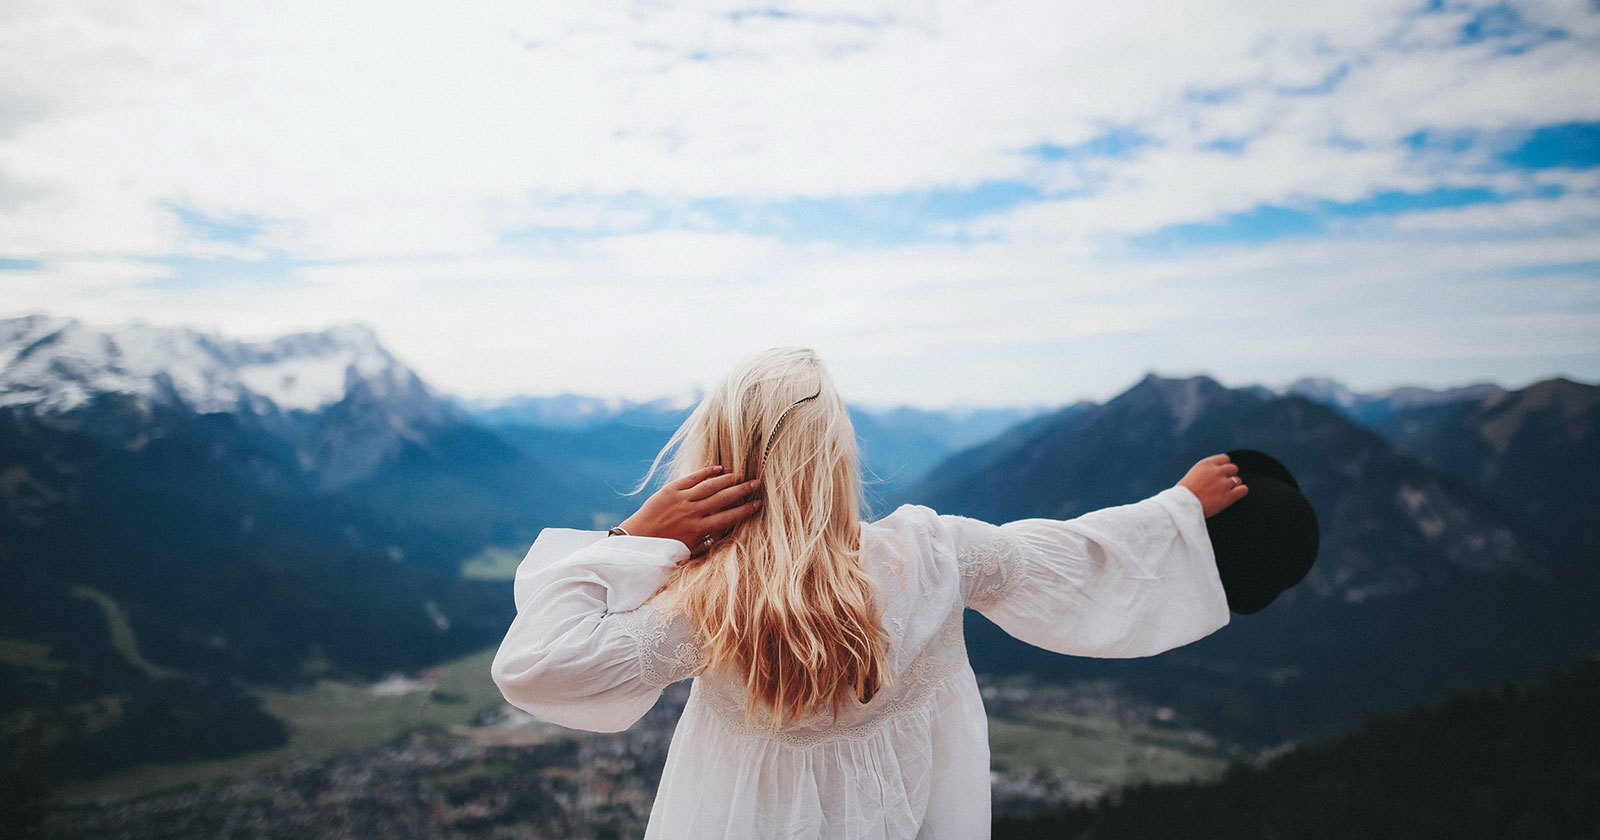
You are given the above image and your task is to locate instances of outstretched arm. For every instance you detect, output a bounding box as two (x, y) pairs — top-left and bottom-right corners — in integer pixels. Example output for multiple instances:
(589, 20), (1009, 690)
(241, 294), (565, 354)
(934, 454), (1245, 658)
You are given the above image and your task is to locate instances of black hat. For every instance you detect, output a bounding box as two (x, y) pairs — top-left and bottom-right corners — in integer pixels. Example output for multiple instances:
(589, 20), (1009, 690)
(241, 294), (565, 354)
(1204, 449), (1320, 615)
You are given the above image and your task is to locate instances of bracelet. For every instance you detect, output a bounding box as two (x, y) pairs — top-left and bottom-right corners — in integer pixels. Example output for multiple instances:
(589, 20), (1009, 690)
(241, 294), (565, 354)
(607, 525), (630, 537)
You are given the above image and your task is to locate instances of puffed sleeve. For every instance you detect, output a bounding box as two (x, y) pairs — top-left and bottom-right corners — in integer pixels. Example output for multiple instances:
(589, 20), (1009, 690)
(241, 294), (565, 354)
(490, 528), (701, 732)
(918, 485), (1229, 658)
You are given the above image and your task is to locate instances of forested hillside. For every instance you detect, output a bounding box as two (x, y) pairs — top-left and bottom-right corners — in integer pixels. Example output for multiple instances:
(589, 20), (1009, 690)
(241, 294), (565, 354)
(995, 658), (1600, 839)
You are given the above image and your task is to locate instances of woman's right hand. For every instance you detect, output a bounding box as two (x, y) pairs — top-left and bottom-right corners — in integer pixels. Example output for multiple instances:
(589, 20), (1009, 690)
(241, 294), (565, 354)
(1177, 453), (1248, 518)
(618, 465), (763, 560)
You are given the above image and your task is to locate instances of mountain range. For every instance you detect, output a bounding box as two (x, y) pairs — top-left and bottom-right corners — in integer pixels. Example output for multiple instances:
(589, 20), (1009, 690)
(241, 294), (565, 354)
(2, 311), (1595, 781)
(904, 372), (1600, 743)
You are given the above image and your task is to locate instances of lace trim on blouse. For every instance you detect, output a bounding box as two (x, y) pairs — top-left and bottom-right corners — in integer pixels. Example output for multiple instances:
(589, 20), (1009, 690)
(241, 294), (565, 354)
(614, 607), (707, 689)
(958, 530), (1025, 611)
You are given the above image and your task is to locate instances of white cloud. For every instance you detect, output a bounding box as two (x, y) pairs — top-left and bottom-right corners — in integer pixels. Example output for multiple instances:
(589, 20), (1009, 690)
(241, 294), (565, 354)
(1, 0), (1597, 405)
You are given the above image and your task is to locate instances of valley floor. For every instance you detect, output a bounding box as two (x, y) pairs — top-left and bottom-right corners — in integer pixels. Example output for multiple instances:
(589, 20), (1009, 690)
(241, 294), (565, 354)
(29, 649), (1249, 838)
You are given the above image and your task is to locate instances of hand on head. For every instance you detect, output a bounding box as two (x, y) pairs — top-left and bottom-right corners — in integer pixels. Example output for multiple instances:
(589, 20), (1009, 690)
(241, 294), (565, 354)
(619, 465), (764, 561)
(1178, 453), (1249, 518)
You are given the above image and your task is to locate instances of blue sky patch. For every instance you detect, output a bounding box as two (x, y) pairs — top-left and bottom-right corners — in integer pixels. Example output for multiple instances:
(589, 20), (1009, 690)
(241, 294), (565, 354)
(141, 252), (306, 290)
(1184, 86), (1241, 105)
(1403, 128), (1479, 155)
(0, 257), (43, 270)
(1200, 137), (1250, 154)
(689, 181), (1045, 247)
(1130, 205), (1327, 251)
(1128, 184), (1556, 251)
(1025, 127), (1153, 162)
(1501, 122), (1600, 170)
(168, 204), (265, 246)
(1458, 4), (1567, 53)
(504, 181), (1050, 249)
(1501, 259), (1600, 279)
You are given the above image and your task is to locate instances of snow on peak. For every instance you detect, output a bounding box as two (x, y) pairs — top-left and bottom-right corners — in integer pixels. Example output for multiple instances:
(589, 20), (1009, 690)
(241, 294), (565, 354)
(0, 313), (419, 415)
(1282, 376), (1358, 408)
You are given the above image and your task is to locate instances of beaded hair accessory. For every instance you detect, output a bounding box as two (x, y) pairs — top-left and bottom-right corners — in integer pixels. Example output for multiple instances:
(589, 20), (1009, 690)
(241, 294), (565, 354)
(760, 386), (823, 467)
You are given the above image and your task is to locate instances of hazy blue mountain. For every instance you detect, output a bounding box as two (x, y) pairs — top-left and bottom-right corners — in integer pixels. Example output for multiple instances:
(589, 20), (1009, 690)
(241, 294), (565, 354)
(1277, 373), (1600, 566)
(453, 391), (703, 429)
(901, 373), (1595, 744)
(463, 391), (1044, 508)
(1370, 377), (1600, 565)
(1274, 375), (1506, 427)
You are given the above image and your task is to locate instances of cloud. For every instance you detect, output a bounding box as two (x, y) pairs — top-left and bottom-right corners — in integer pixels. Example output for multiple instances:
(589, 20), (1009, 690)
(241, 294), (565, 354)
(1, 0), (1598, 404)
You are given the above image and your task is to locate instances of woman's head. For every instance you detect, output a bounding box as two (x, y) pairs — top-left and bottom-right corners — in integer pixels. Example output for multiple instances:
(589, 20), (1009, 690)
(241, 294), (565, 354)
(655, 346), (860, 532)
(643, 348), (889, 725)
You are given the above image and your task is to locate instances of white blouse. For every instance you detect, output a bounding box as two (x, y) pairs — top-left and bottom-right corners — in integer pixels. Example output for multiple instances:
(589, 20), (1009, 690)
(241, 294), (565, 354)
(491, 485), (1230, 839)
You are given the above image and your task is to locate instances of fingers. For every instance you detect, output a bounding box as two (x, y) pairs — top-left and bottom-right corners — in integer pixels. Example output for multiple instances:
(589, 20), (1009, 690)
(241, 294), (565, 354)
(668, 464), (724, 491)
(1204, 452), (1231, 465)
(701, 478), (761, 509)
(703, 498), (762, 531)
(1221, 462), (1239, 477)
(685, 471), (747, 501)
(686, 534), (715, 559)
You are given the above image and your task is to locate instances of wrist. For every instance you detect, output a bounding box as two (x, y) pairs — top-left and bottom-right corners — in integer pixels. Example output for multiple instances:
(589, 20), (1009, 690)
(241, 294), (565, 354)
(616, 515), (668, 541)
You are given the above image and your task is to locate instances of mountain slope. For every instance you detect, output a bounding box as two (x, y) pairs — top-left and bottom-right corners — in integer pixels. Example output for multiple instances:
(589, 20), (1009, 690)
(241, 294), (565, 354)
(1278, 376), (1504, 426)
(0, 315), (563, 780)
(1372, 377), (1600, 564)
(0, 394), (513, 781)
(902, 373), (1592, 743)
(0, 313), (587, 552)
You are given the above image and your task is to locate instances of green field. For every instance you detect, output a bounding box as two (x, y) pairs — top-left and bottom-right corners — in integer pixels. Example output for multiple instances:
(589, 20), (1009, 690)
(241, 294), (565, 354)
(57, 646), (512, 805)
(988, 707), (1232, 787)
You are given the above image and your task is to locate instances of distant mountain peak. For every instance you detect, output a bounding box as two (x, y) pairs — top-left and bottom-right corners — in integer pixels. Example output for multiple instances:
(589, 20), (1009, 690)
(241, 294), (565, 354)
(1269, 376), (1510, 426)
(1123, 373), (1231, 434)
(1283, 376), (1359, 408)
(0, 314), (420, 415)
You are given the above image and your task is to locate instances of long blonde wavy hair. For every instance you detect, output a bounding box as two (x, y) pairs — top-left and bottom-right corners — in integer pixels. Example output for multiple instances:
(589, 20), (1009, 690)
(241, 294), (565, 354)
(637, 347), (891, 725)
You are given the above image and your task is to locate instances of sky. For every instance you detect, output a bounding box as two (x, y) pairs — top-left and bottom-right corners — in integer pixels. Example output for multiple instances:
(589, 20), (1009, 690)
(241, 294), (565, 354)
(2, 0), (1598, 408)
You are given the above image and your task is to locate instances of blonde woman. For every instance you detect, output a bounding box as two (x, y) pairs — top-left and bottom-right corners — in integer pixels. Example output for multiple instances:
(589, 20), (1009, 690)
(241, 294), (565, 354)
(491, 347), (1247, 839)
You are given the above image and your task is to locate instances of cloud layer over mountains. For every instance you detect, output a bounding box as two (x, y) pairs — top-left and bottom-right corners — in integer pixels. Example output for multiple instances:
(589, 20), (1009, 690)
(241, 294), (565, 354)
(1, 2), (1597, 405)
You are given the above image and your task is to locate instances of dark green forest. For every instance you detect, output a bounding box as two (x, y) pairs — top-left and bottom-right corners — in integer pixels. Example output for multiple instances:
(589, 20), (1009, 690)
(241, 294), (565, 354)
(995, 658), (1600, 840)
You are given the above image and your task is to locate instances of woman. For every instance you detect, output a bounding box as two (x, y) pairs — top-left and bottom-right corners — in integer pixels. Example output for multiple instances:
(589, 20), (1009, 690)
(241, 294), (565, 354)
(491, 347), (1247, 839)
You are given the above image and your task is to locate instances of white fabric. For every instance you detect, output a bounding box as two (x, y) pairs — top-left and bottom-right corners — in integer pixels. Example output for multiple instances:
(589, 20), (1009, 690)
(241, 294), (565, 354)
(491, 485), (1230, 839)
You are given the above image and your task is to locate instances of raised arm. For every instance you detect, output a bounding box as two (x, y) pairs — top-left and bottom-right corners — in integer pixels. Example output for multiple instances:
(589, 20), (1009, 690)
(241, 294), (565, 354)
(926, 480), (1234, 659)
(490, 465), (763, 732)
(490, 528), (689, 731)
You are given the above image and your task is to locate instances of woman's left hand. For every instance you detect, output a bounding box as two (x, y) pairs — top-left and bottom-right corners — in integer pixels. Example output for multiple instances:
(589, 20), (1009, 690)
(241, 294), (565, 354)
(1177, 453), (1248, 518)
(618, 465), (763, 560)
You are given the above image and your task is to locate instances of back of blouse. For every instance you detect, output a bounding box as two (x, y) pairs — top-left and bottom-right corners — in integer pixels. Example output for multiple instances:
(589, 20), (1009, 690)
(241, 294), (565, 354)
(628, 507), (993, 747)
(492, 486), (1230, 838)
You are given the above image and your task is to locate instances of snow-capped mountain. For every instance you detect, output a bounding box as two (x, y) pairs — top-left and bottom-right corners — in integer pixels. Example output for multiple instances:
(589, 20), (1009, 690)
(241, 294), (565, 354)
(0, 313), (463, 491)
(1, 313), (450, 416)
